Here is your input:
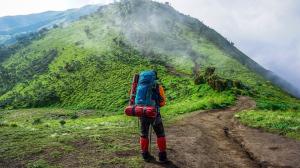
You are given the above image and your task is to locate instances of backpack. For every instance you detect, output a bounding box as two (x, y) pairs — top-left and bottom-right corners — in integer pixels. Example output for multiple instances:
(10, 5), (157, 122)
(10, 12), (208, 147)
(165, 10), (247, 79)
(135, 70), (157, 106)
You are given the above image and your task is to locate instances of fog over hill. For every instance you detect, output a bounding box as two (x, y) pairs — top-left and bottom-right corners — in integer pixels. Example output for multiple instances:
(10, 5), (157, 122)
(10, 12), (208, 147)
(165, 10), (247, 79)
(153, 0), (300, 96)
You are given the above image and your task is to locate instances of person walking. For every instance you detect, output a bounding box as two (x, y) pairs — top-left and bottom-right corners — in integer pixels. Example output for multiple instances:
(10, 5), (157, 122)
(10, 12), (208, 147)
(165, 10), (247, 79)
(132, 70), (168, 163)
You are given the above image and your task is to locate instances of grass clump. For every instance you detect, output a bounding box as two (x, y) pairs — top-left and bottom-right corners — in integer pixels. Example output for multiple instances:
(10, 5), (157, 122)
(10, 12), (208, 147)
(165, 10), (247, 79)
(10, 123), (18, 127)
(59, 120), (66, 127)
(49, 151), (62, 159)
(256, 99), (300, 111)
(0, 120), (9, 127)
(236, 110), (300, 140)
(70, 113), (79, 119)
(32, 118), (43, 125)
(26, 159), (55, 168)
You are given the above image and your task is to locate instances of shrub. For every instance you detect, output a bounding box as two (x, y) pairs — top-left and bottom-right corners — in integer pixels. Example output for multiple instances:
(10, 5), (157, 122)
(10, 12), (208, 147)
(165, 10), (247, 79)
(0, 121), (9, 127)
(194, 75), (205, 85)
(70, 113), (79, 119)
(59, 120), (66, 127)
(10, 123), (18, 127)
(32, 118), (42, 125)
(257, 100), (289, 111)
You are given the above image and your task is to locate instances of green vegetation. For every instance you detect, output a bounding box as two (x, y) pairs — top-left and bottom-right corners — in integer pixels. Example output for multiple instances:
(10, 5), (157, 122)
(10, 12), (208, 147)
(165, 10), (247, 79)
(0, 0), (300, 167)
(236, 110), (300, 140)
(0, 108), (140, 167)
(0, 0), (298, 111)
(0, 86), (233, 167)
(162, 84), (235, 120)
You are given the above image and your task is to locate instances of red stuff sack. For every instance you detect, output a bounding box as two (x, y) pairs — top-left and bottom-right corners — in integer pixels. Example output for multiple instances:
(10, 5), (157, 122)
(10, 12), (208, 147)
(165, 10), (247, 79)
(125, 105), (157, 118)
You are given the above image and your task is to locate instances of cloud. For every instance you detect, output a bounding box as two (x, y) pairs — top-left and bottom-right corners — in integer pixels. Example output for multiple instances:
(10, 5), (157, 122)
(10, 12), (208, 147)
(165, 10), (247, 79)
(0, 0), (70, 16)
(67, 0), (113, 6)
(155, 0), (300, 90)
(0, 0), (111, 17)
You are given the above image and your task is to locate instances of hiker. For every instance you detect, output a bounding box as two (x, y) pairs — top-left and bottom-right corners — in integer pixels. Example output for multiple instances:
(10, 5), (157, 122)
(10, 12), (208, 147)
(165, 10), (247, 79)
(126, 70), (168, 163)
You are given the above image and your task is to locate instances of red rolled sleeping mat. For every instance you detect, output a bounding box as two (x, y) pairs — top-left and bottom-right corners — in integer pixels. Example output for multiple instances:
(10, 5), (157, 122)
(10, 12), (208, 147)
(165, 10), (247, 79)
(125, 105), (157, 118)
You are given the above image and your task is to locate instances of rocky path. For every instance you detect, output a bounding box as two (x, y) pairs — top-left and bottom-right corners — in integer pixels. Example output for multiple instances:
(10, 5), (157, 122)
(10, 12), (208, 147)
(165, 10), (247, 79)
(144, 97), (300, 168)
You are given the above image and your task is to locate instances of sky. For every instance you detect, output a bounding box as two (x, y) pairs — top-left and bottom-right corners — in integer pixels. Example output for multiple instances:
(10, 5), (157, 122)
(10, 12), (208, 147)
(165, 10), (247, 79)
(0, 0), (299, 90)
(0, 0), (112, 16)
(160, 0), (300, 90)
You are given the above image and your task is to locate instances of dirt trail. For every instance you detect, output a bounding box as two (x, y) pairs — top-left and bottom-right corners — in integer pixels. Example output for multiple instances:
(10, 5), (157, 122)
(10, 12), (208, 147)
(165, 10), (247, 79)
(144, 97), (300, 168)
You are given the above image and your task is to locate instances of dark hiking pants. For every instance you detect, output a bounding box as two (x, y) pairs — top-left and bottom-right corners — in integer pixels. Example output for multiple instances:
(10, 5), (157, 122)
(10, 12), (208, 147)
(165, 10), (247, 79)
(140, 116), (165, 138)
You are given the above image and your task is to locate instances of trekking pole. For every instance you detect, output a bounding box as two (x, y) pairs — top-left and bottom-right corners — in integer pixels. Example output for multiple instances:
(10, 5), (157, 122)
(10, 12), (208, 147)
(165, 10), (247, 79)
(137, 118), (140, 133)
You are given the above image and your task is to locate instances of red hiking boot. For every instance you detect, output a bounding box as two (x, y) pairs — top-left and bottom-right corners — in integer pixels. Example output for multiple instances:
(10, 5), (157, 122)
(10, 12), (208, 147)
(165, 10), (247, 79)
(157, 137), (168, 163)
(140, 137), (155, 162)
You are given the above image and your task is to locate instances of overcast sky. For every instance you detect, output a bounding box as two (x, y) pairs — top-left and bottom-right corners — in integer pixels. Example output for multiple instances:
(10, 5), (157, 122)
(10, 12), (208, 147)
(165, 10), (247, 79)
(0, 0), (299, 90)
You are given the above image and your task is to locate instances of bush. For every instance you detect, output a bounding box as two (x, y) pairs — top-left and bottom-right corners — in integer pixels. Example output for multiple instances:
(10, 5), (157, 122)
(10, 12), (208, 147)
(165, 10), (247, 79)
(200, 67), (251, 93)
(59, 120), (66, 127)
(257, 100), (289, 111)
(0, 121), (9, 127)
(70, 113), (79, 119)
(194, 75), (205, 85)
(32, 118), (42, 125)
(10, 123), (18, 127)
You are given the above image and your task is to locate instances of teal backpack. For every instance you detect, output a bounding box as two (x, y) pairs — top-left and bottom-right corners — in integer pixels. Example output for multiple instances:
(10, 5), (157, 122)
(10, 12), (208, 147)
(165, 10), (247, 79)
(135, 71), (157, 106)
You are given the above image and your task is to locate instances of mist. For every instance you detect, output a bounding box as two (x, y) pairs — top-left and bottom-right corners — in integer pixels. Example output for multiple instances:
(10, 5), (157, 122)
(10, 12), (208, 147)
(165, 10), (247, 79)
(107, 0), (211, 76)
(103, 0), (300, 98)
(153, 0), (300, 96)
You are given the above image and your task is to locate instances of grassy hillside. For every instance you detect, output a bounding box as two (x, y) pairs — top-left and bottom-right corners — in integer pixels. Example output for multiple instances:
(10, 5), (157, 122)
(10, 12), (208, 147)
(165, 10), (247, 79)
(0, 0), (298, 111)
(0, 0), (300, 167)
(0, 0), (235, 111)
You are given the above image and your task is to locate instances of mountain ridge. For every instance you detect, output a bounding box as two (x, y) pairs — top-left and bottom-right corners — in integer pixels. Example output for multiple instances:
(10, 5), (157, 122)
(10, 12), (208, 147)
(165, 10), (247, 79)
(0, 0), (299, 111)
(112, 0), (300, 99)
(0, 4), (102, 45)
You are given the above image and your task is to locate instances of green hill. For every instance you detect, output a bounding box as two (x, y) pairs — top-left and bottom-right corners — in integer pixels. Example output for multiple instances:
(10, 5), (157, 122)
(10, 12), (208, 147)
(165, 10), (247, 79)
(0, 0), (298, 112)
